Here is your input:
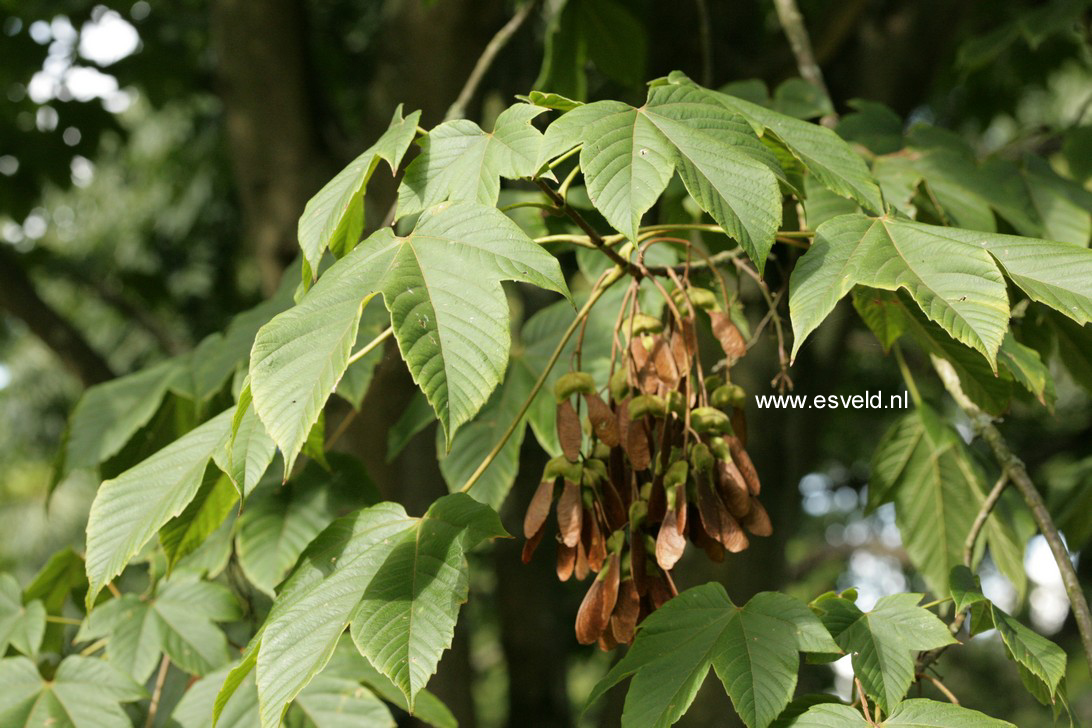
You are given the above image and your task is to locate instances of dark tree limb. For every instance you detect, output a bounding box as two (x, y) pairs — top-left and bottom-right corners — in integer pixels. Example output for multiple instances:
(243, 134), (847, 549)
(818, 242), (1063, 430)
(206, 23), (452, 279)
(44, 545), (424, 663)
(0, 246), (115, 386)
(935, 358), (1092, 677)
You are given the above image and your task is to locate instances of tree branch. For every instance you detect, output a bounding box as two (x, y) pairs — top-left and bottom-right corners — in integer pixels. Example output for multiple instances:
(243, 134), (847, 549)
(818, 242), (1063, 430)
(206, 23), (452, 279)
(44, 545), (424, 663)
(0, 246), (115, 386)
(772, 0), (837, 126)
(534, 179), (644, 277)
(445, 0), (541, 121)
(934, 357), (1092, 676)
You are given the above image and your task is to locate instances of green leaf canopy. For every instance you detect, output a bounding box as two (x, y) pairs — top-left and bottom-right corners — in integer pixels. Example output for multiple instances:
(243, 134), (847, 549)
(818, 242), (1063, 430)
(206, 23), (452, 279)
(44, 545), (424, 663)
(791, 213), (1092, 365)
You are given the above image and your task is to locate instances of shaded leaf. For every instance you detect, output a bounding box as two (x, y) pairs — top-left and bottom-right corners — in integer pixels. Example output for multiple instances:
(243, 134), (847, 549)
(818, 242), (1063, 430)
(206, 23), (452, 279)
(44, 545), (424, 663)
(869, 405), (988, 596)
(85, 409), (234, 606)
(0, 575), (45, 656)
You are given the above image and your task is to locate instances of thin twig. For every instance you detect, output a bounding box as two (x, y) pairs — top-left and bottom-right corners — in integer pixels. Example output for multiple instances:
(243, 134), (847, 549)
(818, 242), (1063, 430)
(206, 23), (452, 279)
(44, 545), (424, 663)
(731, 258), (792, 390)
(445, 0), (541, 121)
(534, 179), (643, 277)
(964, 473), (1009, 566)
(772, 0), (836, 127)
(934, 357), (1092, 677)
(855, 677), (876, 725)
(459, 267), (625, 493)
(45, 615), (83, 625)
(80, 637), (108, 656)
(145, 655), (171, 728)
(916, 672), (960, 705)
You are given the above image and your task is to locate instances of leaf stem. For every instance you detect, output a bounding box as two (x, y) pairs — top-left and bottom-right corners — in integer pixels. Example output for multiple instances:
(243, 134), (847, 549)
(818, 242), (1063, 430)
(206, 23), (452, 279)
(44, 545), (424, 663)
(893, 343), (922, 407)
(534, 179), (642, 277)
(919, 596), (952, 610)
(934, 356), (1092, 677)
(346, 326), (393, 367)
(145, 655), (171, 728)
(855, 677), (877, 725)
(534, 234), (599, 248)
(45, 615), (82, 625)
(916, 672), (960, 705)
(963, 473), (1009, 567)
(79, 637), (108, 656)
(500, 201), (558, 213)
(547, 144), (582, 170)
(459, 267), (625, 494)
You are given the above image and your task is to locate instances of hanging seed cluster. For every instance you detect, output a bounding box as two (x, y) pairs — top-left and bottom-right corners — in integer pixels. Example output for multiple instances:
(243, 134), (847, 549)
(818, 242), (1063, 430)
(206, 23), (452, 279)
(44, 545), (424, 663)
(521, 284), (771, 650)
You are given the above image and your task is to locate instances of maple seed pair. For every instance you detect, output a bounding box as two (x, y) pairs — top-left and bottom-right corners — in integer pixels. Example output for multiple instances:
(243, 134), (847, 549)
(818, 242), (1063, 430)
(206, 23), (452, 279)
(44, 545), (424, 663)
(521, 284), (772, 650)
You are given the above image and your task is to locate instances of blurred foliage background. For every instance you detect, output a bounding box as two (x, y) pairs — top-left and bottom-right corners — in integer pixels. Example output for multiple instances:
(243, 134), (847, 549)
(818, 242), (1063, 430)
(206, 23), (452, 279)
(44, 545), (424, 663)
(1, 0), (1091, 725)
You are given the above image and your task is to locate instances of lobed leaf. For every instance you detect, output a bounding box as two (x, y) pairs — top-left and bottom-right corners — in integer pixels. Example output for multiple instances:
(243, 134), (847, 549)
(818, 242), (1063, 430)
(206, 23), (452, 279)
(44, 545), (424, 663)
(813, 593), (955, 713)
(790, 214), (1011, 365)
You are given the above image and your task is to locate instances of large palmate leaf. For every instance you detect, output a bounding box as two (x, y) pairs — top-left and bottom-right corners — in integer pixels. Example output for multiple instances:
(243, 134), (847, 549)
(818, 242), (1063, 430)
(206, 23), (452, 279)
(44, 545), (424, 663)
(546, 85), (784, 268)
(923, 224), (1092, 325)
(437, 356), (533, 509)
(576, 100), (675, 242)
(641, 84), (784, 271)
(180, 644), (445, 728)
(667, 73), (882, 214)
(790, 214), (1010, 365)
(298, 105), (420, 274)
(787, 698), (1014, 727)
(0, 574), (45, 657)
(252, 202), (568, 458)
(350, 495), (508, 709)
(374, 201), (569, 442)
(812, 593), (955, 713)
(397, 104), (546, 219)
(0, 656), (145, 728)
(251, 503), (413, 728)
(250, 233), (399, 475)
(78, 577), (240, 681)
(586, 584), (838, 728)
(869, 405), (988, 596)
(84, 408), (233, 606)
(228, 495), (504, 727)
